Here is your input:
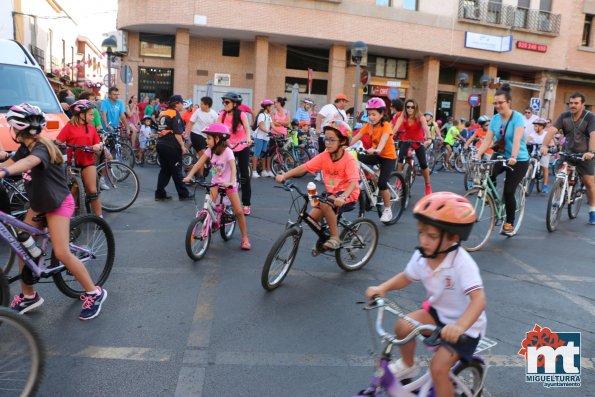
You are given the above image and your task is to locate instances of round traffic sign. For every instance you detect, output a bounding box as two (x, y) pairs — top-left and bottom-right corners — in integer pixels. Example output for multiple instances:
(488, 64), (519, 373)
(121, 65), (133, 84)
(468, 94), (481, 108)
(388, 88), (399, 100)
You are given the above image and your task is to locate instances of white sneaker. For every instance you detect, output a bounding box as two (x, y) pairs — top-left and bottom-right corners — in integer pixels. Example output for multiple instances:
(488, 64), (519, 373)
(99, 177), (111, 191)
(266, 170), (274, 177)
(380, 207), (393, 222)
(252, 170), (260, 178)
(388, 358), (420, 380)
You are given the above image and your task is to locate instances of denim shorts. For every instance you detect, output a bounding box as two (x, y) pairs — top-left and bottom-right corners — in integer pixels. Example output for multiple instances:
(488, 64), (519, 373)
(253, 138), (269, 158)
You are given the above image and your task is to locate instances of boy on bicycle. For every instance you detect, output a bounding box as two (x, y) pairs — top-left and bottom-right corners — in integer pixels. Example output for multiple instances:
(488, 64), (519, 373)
(275, 120), (360, 250)
(366, 192), (486, 397)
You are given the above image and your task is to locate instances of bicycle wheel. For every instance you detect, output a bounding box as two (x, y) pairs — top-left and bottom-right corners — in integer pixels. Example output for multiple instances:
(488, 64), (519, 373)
(0, 308), (45, 396)
(185, 214), (211, 261)
(426, 148), (436, 171)
(454, 153), (465, 173)
(402, 164), (413, 208)
(70, 177), (87, 217)
(535, 166), (543, 193)
(52, 215), (115, 299)
(463, 171), (474, 191)
(382, 172), (406, 225)
(271, 154), (284, 176)
(97, 161), (140, 212)
(219, 208), (236, 241)
(283, 151), (297, 172)
(292, 147), (310, 178)
(546, 179), (565, 232)
(510, 183), (526, 235)
(115, 143), (135, 169)
(143, 150), (158, 165)
(357, 191), (367, 218)
(462, 189), (496, 252)
(452, 359), (485, 397)
(568, 178), (584, 219)
(432, 152), (445, 172)
(261, 226), (302, 291)
(0, 267), (9, 306)
(336, 219), (378, 271)
(6, 179), (29, 220)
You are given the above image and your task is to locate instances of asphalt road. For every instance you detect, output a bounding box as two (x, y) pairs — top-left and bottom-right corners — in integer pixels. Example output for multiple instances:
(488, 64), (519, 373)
(4, 164), (594, 396)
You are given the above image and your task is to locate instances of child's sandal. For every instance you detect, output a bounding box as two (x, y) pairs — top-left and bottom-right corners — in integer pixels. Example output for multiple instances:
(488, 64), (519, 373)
(323, 237), (341, 250)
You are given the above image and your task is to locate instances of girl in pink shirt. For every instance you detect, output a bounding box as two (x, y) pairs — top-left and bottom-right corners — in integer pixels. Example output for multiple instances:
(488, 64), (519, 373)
(184, 123), (251, 250)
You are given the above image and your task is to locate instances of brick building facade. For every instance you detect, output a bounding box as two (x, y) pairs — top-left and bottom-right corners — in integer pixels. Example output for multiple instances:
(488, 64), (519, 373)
(116, 0), (595, 121)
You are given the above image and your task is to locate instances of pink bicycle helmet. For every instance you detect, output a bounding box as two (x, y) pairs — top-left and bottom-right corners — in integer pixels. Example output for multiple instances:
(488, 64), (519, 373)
(366, 97), (386, 111)
(202, 123), (230, 140)
(260, 99), (274, 107)
(70, 99), (95, 116)
(6, 103), (47, 135)
(323, 119), (352, 141)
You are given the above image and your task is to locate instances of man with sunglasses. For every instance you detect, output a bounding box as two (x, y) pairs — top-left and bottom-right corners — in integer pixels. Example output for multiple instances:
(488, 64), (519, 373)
(523, 107), (539, 140)
(541, 92), (595, 225)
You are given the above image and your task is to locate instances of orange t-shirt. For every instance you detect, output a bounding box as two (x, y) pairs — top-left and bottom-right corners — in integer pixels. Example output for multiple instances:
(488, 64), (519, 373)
(360, 122), (397, 160)
(472, 129), (494, 155)
(304, 151), (360, 203)
(181, 110), (193, 126)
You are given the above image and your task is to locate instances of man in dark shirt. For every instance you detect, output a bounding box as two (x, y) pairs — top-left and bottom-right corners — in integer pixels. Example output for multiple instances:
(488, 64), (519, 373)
(542, 92), (595, 224)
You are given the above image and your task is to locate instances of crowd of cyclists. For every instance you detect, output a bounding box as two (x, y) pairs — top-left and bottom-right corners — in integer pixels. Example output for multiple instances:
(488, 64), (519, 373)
(1, 82), (593, 396)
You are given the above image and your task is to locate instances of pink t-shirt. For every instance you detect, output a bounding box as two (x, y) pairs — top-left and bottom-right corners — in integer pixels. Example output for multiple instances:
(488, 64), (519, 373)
(205, 147), (236, 186)
(303, 151), (360, 203)
(219, 110), (249, 152)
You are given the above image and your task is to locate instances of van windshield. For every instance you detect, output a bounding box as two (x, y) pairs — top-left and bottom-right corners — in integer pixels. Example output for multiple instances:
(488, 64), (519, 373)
(0, 64), (62, 113)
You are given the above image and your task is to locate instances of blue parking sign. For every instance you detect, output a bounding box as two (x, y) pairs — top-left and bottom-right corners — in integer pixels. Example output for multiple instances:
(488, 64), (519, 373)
(530, 98), (541, 112)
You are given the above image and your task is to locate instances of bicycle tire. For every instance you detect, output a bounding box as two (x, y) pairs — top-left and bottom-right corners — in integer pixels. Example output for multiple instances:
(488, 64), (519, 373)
(185, 214), (211, 261)
(70, 176), (87, 217)
(357, 191), (367, 218)
(115, 142), (135, 169)
(291, 147), (310, 178)
(568, 178), (584, 219)
(283, 151), (297, 173)
(462, 189), (496, 252)
(381, 172), (406, 225)
(432, 151), (445, 172)
(0, 267), (9, 306)
(535, 166), (543, 193)
(510, 183), (526, 235)
(452, 358), (485, 397)
(219, 208), (236, 241)
(0, 308), (46, 396)
(6, 179), (29, 219)
(261, 226), (302, 291)
(271, 155), (284, 176)
(426, 148), (435, 171)
(402, 163), (413, 208)
(143, 150), (158, 165)
(546, 179), (565, 232)
(463, 171), (473, 191)
(97, 161), (140, 212)
(52, 215), (115, 299)
(454, 153), (465, 173)
(336, 219), (378, 271)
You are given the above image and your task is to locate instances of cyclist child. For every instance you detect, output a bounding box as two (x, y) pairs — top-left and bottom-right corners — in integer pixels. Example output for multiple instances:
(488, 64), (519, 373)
(275, 120), (360, 250)
(463, 115), (493, 160)
(365, 192), (486, 397)
(2, 103), (107, 320)
(526, 118), (551, 193)
(137, 115), (155, 164)
(55, 100), (104, 217)
(350, 97), (397, 222)
(183, 123), (251, 250)
(443, 119), (467, 168)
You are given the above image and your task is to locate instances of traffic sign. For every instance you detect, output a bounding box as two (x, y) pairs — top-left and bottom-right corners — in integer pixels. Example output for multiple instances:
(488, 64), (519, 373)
(103, 74), (115, 87)
(360, 69), (370, 86)
(388, 87), (399, 100)
(468, 94), (481, 108)
(121, 64), (133, 84)
(530, 97), (541, 112)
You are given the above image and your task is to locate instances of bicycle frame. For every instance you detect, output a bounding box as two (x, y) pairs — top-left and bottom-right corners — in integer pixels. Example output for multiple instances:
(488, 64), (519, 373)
(194, 186), (233, 238)
(471, 163), (506, 221)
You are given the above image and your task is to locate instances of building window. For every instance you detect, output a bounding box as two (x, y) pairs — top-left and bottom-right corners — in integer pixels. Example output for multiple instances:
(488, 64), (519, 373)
(438, 67), (457, 85)
(140, 33), (175, 58)
(138, 67), (174, 101)
(376, 0), (391, 6)
(487, 0), (502, 23)
(222, 40), (240, 57)
(284, 77), (328, 95)
(539, 0), (551, 11)
(286, 46), (329, 72)
(403, 0), (417, 11)
(369, 56), (407, 79)
(583, 14), (593, 46)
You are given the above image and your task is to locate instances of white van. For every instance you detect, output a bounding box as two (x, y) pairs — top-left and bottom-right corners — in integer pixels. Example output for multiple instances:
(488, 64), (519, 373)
(0, 39), (67, 151)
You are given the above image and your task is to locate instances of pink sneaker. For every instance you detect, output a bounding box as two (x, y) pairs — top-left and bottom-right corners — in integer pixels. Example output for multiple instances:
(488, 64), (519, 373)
(241, 236), (251, 250)
(243, 206), (251, 216)
(425, 184), (432, 195)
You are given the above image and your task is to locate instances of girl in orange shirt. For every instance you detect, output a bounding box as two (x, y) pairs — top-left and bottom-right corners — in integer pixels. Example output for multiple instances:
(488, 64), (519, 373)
(350, 97), (397, 223)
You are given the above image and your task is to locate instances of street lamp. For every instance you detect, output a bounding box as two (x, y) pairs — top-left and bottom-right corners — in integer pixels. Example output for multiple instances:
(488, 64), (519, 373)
(351, 41), (368, 123)
(101, 35), (117, 88)
(479, 74), (491, 89)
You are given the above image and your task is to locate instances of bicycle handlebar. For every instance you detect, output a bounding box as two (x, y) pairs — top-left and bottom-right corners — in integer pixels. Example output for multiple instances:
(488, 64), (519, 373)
(558, 152), (589, 161)
(276, 181), (336, 206)
(58, 143), (97, 153)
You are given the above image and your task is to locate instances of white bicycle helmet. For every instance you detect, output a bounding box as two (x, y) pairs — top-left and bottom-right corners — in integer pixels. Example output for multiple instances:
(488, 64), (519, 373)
(6, 103), (47, 135)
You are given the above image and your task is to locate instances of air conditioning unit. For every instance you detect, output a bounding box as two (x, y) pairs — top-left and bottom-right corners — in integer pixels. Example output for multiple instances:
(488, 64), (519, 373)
(348, 53), (368, 67)
(115, 30), (128, 53)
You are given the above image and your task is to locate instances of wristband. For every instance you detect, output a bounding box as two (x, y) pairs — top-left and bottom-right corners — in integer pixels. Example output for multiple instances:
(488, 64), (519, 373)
(0, 167), (10, 177)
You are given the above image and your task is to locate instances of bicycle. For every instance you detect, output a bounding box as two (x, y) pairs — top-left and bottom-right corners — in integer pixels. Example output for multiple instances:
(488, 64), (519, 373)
(141, 135), (160, 166)
(269, 135), (297, 176)
(462, 158), (527, 251)
(102, 127), (135, 169)
(184, 181), (237, 261)
(395, 140), (421, 208)
(524, 144), (545, 196)
(0, 178), (30, 274)
(0, 307), (45, 396)
(352, 148), (407, 225)
(96, 153), (140, 213)
(0, 210), (115, 306)
(354, 296), (497, 397)
(261, 181), (378, 291)
(60, 143), (95, 217)
(462, 146), (479, 191)
(545, 152), (587, 232)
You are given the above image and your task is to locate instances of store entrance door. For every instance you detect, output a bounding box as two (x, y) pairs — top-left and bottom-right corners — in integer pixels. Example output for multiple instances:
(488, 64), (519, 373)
(436, 92), (454, 124)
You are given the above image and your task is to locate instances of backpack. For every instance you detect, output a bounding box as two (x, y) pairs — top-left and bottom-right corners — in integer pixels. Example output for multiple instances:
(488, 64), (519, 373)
(563, 111), (591, 153)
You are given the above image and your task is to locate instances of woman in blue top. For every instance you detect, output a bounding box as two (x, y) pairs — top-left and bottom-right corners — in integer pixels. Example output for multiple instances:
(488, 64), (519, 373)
(475, 84), (529, 236)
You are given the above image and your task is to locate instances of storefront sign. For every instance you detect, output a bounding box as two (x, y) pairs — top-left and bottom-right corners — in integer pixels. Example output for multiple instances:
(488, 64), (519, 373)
(516, 41), (547, 53)
(370, 85), (406, 98)
(465, 32), (512, 53)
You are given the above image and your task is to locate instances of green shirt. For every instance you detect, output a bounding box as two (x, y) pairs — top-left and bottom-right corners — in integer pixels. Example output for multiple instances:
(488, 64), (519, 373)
(92, 108), (102, 129)
(145, 105), (155, 117)
(444, 126), (459, 145)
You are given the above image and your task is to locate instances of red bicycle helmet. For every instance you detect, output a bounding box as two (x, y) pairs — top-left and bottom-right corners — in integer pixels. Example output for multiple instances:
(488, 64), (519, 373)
(413, 192), (476, 240)
(202, 123), (230, 140)
(323, 120), (352, 141)
(6, 103), (46, 135)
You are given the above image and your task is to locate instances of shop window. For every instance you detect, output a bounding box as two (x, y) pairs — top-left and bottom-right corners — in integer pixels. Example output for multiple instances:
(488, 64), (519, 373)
(369, 56), (407, 79)
(438, 67), (457, 85)
(140, 33), (175, 59)
(284, 77), (327, 96)
(583, 14), (593, 46)
(403, 0), (417, 11)
(286, 46), (329, 72)
(222, 40), (240, 57)
(376, 0), (391, 6)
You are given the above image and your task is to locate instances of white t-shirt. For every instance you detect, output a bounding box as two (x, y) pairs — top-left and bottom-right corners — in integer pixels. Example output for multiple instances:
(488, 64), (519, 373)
(318, 103), (347, 136)
(404, 248), (487, 338)
(190, 109), (218, 137)
(254, 112), (272, 141)
(139, 125), (152, 140)
(523, 114), (539, 140)
(528, 130), (545, 145)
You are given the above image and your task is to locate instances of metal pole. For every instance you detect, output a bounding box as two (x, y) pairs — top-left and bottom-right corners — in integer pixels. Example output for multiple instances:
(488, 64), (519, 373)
(354, 58), (360, 125)
(107, 49), (112, 88)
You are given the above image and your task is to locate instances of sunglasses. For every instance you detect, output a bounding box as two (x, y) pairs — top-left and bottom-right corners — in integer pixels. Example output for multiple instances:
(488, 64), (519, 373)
(223, 100), (232, 105)
(406, 105), (415, 109)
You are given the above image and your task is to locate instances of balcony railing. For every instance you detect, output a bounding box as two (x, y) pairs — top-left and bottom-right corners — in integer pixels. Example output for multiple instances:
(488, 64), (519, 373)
(458, 0), (561, 35)
(30, 45), (45, 69)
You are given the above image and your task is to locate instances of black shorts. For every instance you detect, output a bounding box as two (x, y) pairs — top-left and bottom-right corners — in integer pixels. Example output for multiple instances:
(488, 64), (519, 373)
(190, 133), (207, 153)
(428, 306), (480, 363)
(320, 191), (356, 215)
(569, 158), (594, 177)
